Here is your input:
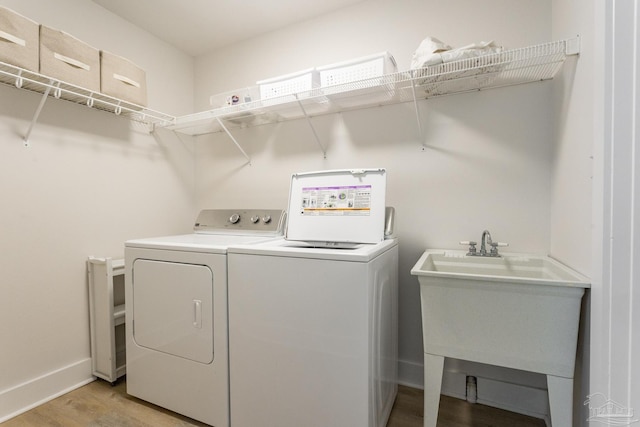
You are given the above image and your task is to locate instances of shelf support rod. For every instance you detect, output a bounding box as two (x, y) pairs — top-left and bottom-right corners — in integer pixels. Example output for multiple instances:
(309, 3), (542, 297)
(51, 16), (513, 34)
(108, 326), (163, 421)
(295, 97), (326, 158)
(410, 77), (425, 149)
(215, 117), (251, 164)
(23, 79), (54, 147)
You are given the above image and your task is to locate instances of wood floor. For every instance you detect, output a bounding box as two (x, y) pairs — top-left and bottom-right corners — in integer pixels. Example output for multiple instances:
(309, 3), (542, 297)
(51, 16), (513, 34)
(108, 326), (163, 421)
(3, 379), (546, 427)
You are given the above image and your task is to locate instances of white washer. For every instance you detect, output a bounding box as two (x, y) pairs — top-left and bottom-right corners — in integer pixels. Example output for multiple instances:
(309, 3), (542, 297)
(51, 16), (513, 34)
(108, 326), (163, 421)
(124, 209), (285, 426)
(227, 169), (399, 427)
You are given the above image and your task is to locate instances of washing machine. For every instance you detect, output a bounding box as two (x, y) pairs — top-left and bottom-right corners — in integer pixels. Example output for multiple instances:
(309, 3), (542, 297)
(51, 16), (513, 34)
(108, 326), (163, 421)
(227, 169), (399, 427)
(124, 209), (286, 426)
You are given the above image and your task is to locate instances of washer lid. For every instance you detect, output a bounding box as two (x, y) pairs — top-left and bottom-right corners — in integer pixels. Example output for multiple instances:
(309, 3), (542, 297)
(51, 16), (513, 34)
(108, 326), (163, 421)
(229, 237), (398, 262)
(285, 168), (386, 245)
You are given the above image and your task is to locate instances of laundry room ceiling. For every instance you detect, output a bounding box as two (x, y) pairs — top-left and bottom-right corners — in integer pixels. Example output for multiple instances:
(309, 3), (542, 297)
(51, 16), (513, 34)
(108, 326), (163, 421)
(92, 0), (368, 56)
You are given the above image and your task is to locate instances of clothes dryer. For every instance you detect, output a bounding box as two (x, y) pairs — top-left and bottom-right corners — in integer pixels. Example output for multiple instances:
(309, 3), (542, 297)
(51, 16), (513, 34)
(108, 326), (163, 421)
(124, 209), (285, 426)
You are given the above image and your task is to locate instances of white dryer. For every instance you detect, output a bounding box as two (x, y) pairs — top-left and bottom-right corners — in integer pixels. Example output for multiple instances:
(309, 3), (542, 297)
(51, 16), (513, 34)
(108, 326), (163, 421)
(124, 209), (285, 426)
(227, 169), (399, 427)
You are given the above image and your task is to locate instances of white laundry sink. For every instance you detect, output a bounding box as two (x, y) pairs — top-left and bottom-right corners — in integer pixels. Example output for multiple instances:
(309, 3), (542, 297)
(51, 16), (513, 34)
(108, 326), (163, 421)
(410, 249), (590, 427)
(414, 249), (589, 285)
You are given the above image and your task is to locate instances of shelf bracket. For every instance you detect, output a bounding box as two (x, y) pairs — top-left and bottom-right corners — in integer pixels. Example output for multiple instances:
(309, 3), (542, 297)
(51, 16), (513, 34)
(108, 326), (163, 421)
(295, 95), (326, 159)
(410, 76), (425, 149)
(23, 79), (54, 147)
(565, 35), (580, 56)
(215, 117), (251, 164)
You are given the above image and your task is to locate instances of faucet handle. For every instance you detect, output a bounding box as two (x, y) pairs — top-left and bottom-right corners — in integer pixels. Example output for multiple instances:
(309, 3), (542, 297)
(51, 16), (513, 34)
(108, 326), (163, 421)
(489, 241), (509, 256)
(460, 241), (477, 255)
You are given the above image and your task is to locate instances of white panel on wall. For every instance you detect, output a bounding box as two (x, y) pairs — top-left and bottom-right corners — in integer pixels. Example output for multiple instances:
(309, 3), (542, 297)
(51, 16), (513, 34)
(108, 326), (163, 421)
(590, 2), (640, 427)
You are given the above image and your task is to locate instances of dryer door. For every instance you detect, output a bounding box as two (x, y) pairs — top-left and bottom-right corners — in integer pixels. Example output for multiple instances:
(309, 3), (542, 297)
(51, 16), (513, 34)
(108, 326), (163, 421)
(132, 259), (214, 364)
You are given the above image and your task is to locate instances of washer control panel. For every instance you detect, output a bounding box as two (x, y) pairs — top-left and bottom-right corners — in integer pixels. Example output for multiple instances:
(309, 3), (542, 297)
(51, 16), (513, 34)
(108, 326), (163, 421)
(194, 209), (286, 235)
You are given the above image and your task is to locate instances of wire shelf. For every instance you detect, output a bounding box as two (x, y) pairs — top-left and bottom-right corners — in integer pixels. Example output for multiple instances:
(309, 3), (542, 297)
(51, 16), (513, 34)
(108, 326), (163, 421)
(166, 38), (577, 136)
(0, 61), (175, 128)
(406, 39), (568, 98)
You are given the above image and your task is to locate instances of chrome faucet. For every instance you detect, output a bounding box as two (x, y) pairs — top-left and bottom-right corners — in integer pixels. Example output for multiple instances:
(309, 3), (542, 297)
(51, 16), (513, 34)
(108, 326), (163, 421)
(480, 229), (492, 256)
(460, 230), (508, 257)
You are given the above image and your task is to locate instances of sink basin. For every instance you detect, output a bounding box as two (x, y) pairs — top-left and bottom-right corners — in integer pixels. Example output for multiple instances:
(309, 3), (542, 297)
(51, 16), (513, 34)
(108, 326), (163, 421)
(411, 249), (590, 427)
(410, 249), (590, 375)
(413, 249), (589, 286)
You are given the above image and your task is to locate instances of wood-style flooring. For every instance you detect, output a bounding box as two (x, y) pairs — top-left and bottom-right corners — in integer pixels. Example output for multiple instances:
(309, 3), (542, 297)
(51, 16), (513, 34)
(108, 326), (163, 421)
(2, 379), (546, 427)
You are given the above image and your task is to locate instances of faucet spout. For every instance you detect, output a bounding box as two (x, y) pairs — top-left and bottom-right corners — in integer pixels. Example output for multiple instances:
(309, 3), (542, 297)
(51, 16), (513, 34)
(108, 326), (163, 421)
(480, 230), (492, 256)
(462, 230), (506, 257)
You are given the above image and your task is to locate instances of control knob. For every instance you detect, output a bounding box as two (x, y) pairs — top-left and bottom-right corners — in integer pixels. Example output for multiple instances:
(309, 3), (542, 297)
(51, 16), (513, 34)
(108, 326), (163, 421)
(229, 213), (241, 224)
(250, 215), (260, 224)
(262, 215), (272, 224)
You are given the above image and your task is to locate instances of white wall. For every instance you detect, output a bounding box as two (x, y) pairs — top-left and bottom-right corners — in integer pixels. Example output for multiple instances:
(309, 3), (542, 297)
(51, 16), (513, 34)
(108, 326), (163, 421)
(195, 0), (551, 109)
(0, 0), (599, 424)
(550, 1), (597, 426)
(193, 0), (562, 419)
(0, 0), (195, 420)
(550, 1), (594, 277)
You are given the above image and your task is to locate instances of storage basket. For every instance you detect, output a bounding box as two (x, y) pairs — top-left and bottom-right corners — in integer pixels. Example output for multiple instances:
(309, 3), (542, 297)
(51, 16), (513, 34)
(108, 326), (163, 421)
(100, 50), (147, 107)
(257, 68), (328, 118)
(40, 25), (100, 92)
(318, 52), (397, 89)
(257, 68), (319, 102)
(0, 6), (39, 72)
(318, 52), (397, 108)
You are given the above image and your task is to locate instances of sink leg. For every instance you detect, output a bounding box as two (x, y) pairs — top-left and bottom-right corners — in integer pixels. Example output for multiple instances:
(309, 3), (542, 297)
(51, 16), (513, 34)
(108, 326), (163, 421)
(547, 375), (573, 427)
(424, 353), (444, 427)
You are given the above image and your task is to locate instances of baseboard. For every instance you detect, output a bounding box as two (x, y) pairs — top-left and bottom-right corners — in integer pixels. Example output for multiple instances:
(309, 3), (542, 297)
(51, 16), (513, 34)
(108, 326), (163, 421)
(0, 358), (95, 423)
(397, 357), (549, 422)
(398, 358), (423, 388)
(475, 376), (549, 420)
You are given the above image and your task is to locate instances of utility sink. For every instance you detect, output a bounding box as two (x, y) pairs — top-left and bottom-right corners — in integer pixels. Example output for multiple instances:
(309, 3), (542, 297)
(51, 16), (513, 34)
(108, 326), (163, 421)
(414, 249), (589, 285)
(411, 249), (590, 427)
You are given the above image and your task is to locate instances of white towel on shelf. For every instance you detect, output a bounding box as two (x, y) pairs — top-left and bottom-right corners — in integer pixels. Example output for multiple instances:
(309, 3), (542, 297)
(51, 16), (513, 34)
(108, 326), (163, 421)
(441, 40), (502, 63)
(410, 36), (452, 69)
(410, 37), (503, 69)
